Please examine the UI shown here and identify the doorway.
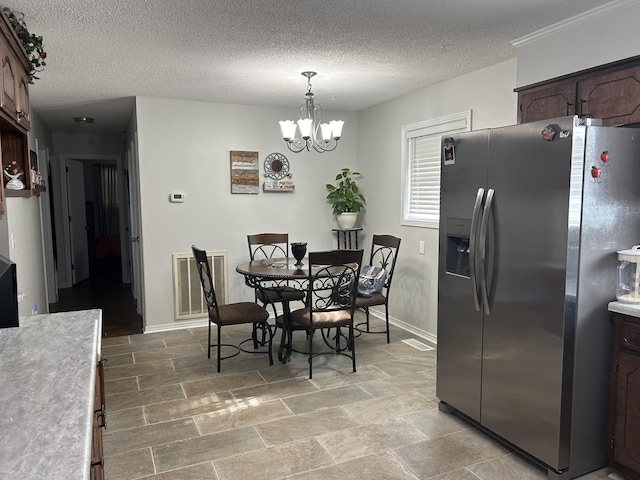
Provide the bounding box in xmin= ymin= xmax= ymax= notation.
xmin=48 ymin=153 xmax=142 ymax=337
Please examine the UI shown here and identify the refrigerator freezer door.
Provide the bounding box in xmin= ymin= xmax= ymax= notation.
xmin=479 ymin=117 xmax=579 ymax=471
xmin=437 ymin=130 xmax=489 ymax=422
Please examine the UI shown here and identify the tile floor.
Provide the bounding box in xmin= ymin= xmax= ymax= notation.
xmin=102 ymin=313 xmax=618 ymax=480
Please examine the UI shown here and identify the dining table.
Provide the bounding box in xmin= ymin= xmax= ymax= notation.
xmin=236 ymin=257 xmax=313 ymax=363
xmin=235 ymin=257 xmax=353 ymax=363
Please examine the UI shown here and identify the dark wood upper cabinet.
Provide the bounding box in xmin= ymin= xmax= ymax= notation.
xmin=516 ymin=56 xmax=640 ymax=127
xmin=518 ymin=80 xmax=576 ymax=124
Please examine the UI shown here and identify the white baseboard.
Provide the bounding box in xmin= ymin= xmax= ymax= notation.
xmin=143 ymin=309 xmax=438 ymax=347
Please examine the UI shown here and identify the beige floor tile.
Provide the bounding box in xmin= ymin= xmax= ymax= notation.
xmin=231 ymin=377 xmax=319 ymax=403
xmin=393 ymin=428 xmax=509 ymax=479
xmin=102 ymin=335 xmax=130 ymax=347
xmin=467 ymin=453 xmax=547 ymax=480
xmin=144 ymin=391 xmax=235 ymax=424
xmin=107 ymin=384 xmax=185 ymax=411
xmin=102 ymin=338 xmax=167 ymax=356
xmin=104 ymin=352 xmax=134 ymax=367
xmin=428 ymin=468 xmax=487 ymax=480
xmin=403 ymin=408 xmax=472 ymax=439
xmin=282 ymin=384 xmax=373 ymax=415
xmin=318 ymin=417 xmax=428 ymax=464
xmin=103 ymin=448 xmax=155 ymax=480
xmin=138 ymin=364 xmax=218 ymax=390
xmin=182 ymin=370 xmax=266 ymax=397
xmin=194 ymin=398 xmax=293 ymax=435
xmin=309 ymin=364 xmax=389 ymax=390
xmin=357 ymin=371 xmax=435 ymax=398
xmin=213 ymin=437 xmax=332 ymax=480
xmin=138 ymin=462 xmax=217 ymax=479
xmin=373 ymin=357 xmax=434 ymax=376
xmin=152 ymin=427 xmax=265 ymax=472
xmin=255 ymin=406 xmax=360 ymax=446
xmin=341 ymin=391 xmax=436 ymax=424
xmin=133 ymin=343 xmax=205 ymax=363
xmin=104 ymin=376 xmax=139 ymax=395
xmin=104 ymin=359 xmax=175 ymax=382
xmin=288 ymin=452 xmax=420 ymax=480
xmin=104 ymin=417 xmax=199 ymax=456
xmin=106 ymin=406 xmax=146 ymax=432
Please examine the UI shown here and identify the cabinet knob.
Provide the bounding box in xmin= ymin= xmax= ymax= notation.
xmin=16 ymin=111 xmax=26 ymax=119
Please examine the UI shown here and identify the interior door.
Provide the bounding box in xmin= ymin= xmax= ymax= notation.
xmin=127 ymin=134 xmax=144 ymax=317
xmin=66 ymin=159 xmax=90 ymax=284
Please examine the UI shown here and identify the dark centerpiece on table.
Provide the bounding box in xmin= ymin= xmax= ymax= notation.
xmin=291 ymin=242 xmax=307 ymax=268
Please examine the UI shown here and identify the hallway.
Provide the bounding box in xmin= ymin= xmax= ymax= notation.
xmin=49 ymin=256 xmax=143 ymax=337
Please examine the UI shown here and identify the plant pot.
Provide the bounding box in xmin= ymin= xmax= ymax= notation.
xmin=337 ymin=212 xmax=358 ymax=229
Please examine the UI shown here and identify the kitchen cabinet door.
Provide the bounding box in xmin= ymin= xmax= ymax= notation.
xmin=607 ymin=313 xmax=640 ymax=480
xmin=578 ymin=64 xmax=640 ymax=126
xmin=518 ymin=81 xmax=576 ymax=124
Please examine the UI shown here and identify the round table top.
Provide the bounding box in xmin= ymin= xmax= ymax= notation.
xmin=236 ymin=257 xmax=315 ymax=279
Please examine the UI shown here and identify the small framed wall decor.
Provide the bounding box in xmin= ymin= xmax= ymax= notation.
xmin=230 ymin=150 xmax=259 ymax=194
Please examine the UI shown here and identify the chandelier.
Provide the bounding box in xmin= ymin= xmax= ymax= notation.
xmin=279 ymin=71 xmax=344 ymax=153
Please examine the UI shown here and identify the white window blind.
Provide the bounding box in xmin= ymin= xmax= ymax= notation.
xmin=402 ymin=111 xmax=471 ymax=228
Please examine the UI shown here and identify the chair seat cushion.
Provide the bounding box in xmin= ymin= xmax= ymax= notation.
xmin=355 ymin=292 xmax=386 ymax=308
xmin=211 ymin=302 xmax=269 ymax=325
xmin=290 ymin=308 xmax=352 ymax=329
xmin=260 ymin=286 xmax=305 ymax=303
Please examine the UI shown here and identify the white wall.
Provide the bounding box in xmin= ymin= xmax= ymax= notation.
xmin=357 ymin=59 xmax=518 ymax=340
xmin=3 ymin=110 xmax=53 ymax=316
xmin=515 ymin=1 xmax=640 ymax=87
xmin=135 ymin=97 xmax=358 ymax=331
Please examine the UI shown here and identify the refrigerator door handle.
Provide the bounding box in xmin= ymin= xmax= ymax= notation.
xmin=479 ymin=188 xmax=494 ymax=315
xmin=469 ymin=187 xmax=484 ymax=312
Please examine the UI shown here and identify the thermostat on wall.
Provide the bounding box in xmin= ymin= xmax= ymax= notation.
xmin=169 ymin=192 xmax=185 ymax=203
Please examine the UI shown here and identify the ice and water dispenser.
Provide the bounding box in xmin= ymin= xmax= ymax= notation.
xmin=445 ymin=218 xmax=471 ymax=277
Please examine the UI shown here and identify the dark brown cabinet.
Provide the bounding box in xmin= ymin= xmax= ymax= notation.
xmin=0 ymin=10 xmax=41 ymax=209
xmin=607 ymin=312 xmax=640 ymax=480
xmin=91 ymin=356 xmax=106 ymax=480
xmin=516 ymin=56 xmax=640 ymax=126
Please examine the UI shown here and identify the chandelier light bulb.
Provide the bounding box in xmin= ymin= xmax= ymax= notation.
xmin=278 ymin=71 xmax=344 ymax=153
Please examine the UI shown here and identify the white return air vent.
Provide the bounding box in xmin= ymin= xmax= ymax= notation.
xmin=172 ymin=251 xmax=228 ymax=320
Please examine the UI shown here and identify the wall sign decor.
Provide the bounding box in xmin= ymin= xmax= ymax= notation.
xmin=230 ymin=150 xmax=259 ymax=194
xmin=263 ymin=152 xmax=294 ymax=192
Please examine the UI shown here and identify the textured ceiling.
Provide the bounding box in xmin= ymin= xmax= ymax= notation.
xmin=8 ymin=0 xmax=619 ymax=134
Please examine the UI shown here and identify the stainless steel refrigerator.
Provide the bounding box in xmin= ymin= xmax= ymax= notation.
xmin=436 ymin=116 xmax=640 ymax=479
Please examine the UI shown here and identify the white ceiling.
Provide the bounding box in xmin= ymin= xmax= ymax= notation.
xmin=11 ymin=0 xmax=617 ymax=134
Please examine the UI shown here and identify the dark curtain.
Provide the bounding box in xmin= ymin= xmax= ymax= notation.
xmin=96 ymin=164 xmax=119 ymax=235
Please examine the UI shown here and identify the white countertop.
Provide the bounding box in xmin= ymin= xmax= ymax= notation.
xmin=608 ymin=301 xmax=640 ymax=318
xmin=0 ymin=310 xmax=102 ymax=480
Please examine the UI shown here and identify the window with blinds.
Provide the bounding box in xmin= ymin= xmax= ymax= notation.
xmin=401 ymin=111 xmax=471 ymax=228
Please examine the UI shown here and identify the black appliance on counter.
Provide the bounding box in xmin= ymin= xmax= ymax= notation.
xmin=0 ymin=255 xmax=19 ymax=328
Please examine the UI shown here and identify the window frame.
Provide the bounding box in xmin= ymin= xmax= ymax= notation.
xmin=401 ymin=111 xmax=472 ymax=228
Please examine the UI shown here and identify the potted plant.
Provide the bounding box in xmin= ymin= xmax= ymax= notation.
xmin=2 ymin=7 xmax=46 ymax=83
xmin=325 ymin=167 xmax=366 ymax=228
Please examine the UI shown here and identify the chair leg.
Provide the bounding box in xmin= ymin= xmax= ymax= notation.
xmin=365 ymin=307 xmax=370 ymax=332
xmin=217 ymin=324 xmax=222 ymax=373
xmin=207 ymin=319 xmax=212 ymax=359
xmin=350 ymin=323 xmax=356 ymax=373
xmin=265 ymin=321 xmax=274 ymax=366
xmin=385 ymin=305 xmax=390 ymax=343
xmin=308 ymin=329 xmax=314 ymax=379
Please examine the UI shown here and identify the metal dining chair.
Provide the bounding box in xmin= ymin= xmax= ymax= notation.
xmin=192 ymin=245 xmax=273 ymax=372
xmin=287 ymin=249 xmax=363 ymax=379
xmin=247 ymin=233 xmax=306 ymax=321
xmin=355 ymin=235 xmax=401 ymax=343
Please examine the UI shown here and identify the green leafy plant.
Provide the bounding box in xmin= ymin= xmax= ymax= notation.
xmin=2 ymin=7 xmax=46 ymax=83
xmin=325 ymin=168 xmax=366 ymax=215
